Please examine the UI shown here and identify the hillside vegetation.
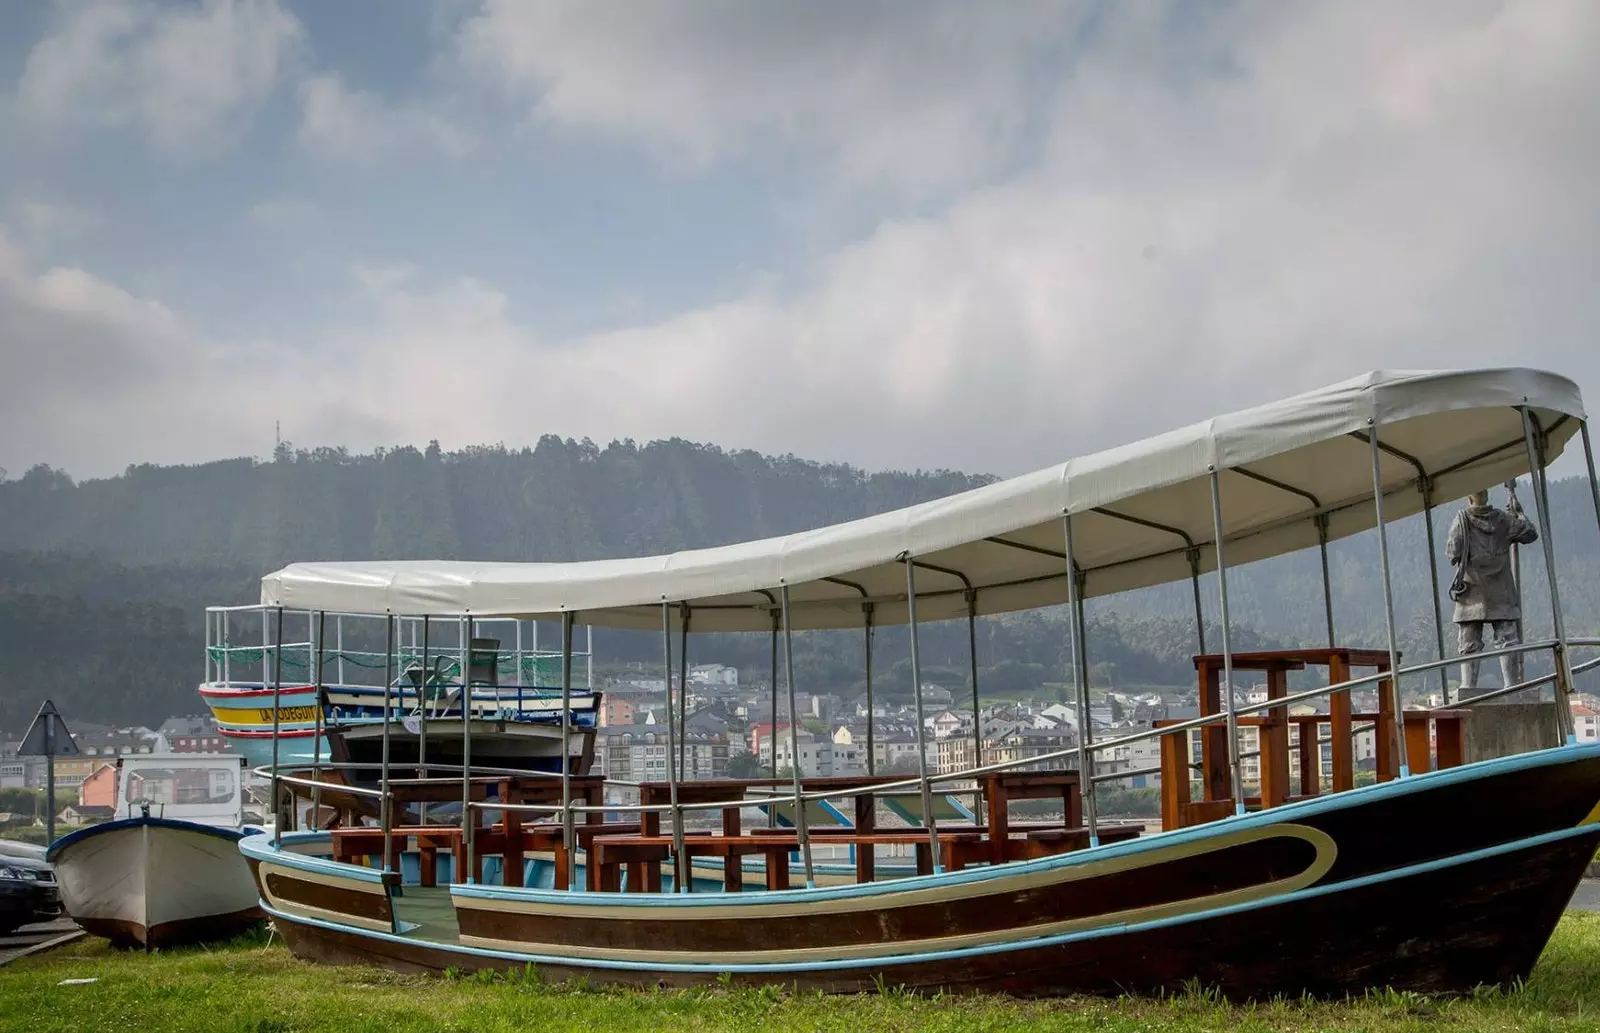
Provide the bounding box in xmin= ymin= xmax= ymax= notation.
xmin=2 ymin=436 xmax=1598 ymax=729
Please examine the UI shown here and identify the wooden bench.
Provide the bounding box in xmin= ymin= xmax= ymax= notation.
xmin=593 ymin=833 xmax=801 ymax=892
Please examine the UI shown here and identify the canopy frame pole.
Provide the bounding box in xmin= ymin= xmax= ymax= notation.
xmin=769 ymin=611 xmax=779 ymax=821
xmin=417 ymin=616 xmax=429 ymax=826
xmin=586 ymin=624 xmax=593 ymax=692
xmin=380 ymin=613 xmax=395 ymax=874
xmin=335 ymin=614 xmax=345 ymax=687
xmin=966 ymin=589 xmax=982 ymax=770
xmin=1208 ymin=471 xmax=1247 ymax=815
xmin=560 ymin=611 xmax=576 ymax=880
xmin=1366 ymin=425 xmax=1412 ymax=779
xmin=270 ymin=606 xmax=284 ymax=848
xmin=864 ymin=602 xmax=876 ymax=776
xmin=678 ymin=605 xmax=691 ymax=778
xmin=1581 ymin=421 xmax=1600 ymax=580
xmin=901 ymin=557 xmax=943 ymax=873
xmin=515 ymin=620 xmax=524 ymax=697
xmin=311 ymin=611 xmax=325 ymax=829
xmin=1419 ymin=479 xmax=1450 ymax=700
xmin=1316 ymin=515 xmax=1336 ymax=648
xmin=1186 ymin=547 xmax=1207 ymax=654
xmin=779 ymin=584 xmax=816 ymax=888
xmin=660 ymin=603 xmax=688 ymax=893
xmin=1061 ymin=516 xmax=1099 ymax=847
xmin=461 ymin=616 xmax=475 ymax=883
xmin=1522 ymin=408 xmax=1577 ymax=744
xmin=221 ymin=610 xmax=230 ymax=687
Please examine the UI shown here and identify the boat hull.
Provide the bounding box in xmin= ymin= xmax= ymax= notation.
xmin=47 ymin=818 xmax=265 ymax=950
xmin=245 ymin=744 xmax=1600 ymax=998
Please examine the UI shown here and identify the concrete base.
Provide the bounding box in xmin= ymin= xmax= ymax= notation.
xmin=1460 ymin=701 xmax=1562 ymax=764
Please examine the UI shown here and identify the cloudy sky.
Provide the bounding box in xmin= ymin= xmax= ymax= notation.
xmin=1 ymin=0 xmax=1597 ymax=482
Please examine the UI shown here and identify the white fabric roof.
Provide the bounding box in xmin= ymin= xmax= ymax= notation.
xmin=260 ymin=368 xmax=1585 ymax=631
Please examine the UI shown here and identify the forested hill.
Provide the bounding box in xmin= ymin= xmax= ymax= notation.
xmin=2 ymin=436 xmax=1598 ymax=730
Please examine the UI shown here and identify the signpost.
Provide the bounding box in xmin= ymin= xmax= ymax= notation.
xmin=18 ymin=699 xmax=77 ymax=846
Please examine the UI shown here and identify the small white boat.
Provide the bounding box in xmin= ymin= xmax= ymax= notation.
xmin=46 ymin=753 xmax=264 ymax=949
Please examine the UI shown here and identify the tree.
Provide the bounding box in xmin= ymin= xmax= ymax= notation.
xmin=725 ymin=751 xmax=762 ymax=779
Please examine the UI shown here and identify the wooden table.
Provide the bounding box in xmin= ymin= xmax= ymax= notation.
xmin=978 ymin=771 xmax=1082 ymax=865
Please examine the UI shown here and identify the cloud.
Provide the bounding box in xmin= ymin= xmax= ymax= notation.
xmin=4 ymin=1 xmax=1600 ymax=486
xmin=296 ymin=73 xmax=475 ymax=163
xmin=12 ymin=199 xmax=101 ymax=245
xmin=15 ymin=0 xmax=302 ymax=154
xmin=247 ymin=198 xmax=320 ymax=236
xmin=454 ymin=0 xmax=1076 ymax=194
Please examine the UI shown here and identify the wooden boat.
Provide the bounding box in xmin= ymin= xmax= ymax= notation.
xmin=223 ymin=369 xmax=1600 ymax=997
xmin=48 ymin=755 xmax=265 ymax=949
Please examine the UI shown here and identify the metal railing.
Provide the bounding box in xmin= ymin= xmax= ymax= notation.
xmin=253 ymin=635 xmax=1599 ymax=887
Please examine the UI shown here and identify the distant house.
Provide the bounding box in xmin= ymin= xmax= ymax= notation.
xmin=77 ymin=762 xmax=119 ymax=809
xmin=57 ymin=804 xmax=115 ymax=826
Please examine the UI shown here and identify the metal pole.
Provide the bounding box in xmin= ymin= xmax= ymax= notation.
xmin=1208 ymin=472 xmax=1247 ymax=814
xmin=1521 ymin=408 xmax=1577 ymax=744
xmin=1582 ymin=421 xmax=1600 ymax=561
xmin=1420 ymin=483 xmax=1450 ymax=700
xmin=516 ymin=620 xmax=524 ymax=694
xmin=417 ymin=616 xmax=429 ymax=826
xmin=1186 ymin=548 xmax=1207 ymax=654
xmin=864 ymin=603 xmax=876 ymax=776
xmin=678 ymin=606 xmax=690 ymax=778
xmin=271 ymin=607 xmax=285 ymax=846
xmin=902 ymin=559 xmax=942 ymax=872
xmin=311 ymin=611 xmax=325 ymax=828
xmin=1316 ymin=514 xmax=1336 ymax=648
xmin=380 ymin=614 xmax=395 ymax=873
xmin=222 ymin=611 xmax=230 ymax=687
xmin=967 ymin=591 xmax=982 ymax=770
xmin=1062 ymin=516 xmax=1100 ymax=846
xmin=585 ymin=624 xmax=594 ymax=693
xmin=1367 ymin=426 xmax=1412 ymax=779
xmin=769 ymin=616 xmax=779 ymax=783
xmin=461 ymin=616 xmax=475 ymax=882
xmin=336 ymin=615 xmax=345 ymax=687
xmin=560 ymin=611 xmax=576 ymax=883
xmin=779 ymin=585 xmax=816 ymax=887
xmin=660 ymin=603 xmax=687 ymax=892
xmin=44 ymin=722 xmax=55 ymax=847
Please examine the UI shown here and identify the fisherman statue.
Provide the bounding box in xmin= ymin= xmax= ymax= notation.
xmin=1446 ymin=483 xmax=1539 ymax=691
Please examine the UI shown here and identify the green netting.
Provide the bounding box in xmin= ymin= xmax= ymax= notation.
xmin=207 ymin=646 xmax=573 ymax=683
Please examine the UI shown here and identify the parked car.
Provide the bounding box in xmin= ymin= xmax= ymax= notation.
xmin=0 ymin=855 xmax=62 ymax=935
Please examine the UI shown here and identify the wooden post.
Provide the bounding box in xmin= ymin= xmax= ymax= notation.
xmin=1329 ymin=652 xmax=1354 ymax=792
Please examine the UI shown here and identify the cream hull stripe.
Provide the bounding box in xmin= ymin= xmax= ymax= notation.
xmin=456 ymin=826 xmax=1336 ymax=964
xmin=454 ymin=824 xmax=1333 ymax=921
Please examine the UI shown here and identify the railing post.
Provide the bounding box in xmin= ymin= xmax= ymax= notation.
xmin=967 ymin=589 xmax=982 ymax=771
xmin=902 ymin=557 xmax=942 ymax=873
xmin=779 ymin=584 xmax=816 ymax=887
xmin=661 ymin=603 xmax=688 ymax=892
xmin=560 ymin=611 xmax=576 ymax=887
xmin=1367 ymin=424 xmax=1412 ymax=778
xmin=311 ymin=611 xmax=325 ymax=829
xmin=1062 ymin=515 xmax=1099 ymax=846
xmin=1522 ymin=408 xmax=1578 ymax=744
xmin=270 ymin=607 xmax=285 ymax=847
xmin=380 ymin=614 xmax=395 ymax=874
xmin=461 ymin=616 xmax=475 ymax=883
xmin=1208 ymin=471 xmax=1247 ymax=814
xmin=1419 ymin=479 xmax=1450 ymax=700
xmin=417 ymin=616 xmax=429 ymax=826
xmin=864 ymin=602 xmax=875 ymax=776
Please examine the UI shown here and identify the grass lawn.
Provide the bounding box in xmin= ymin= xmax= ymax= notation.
xmin=5 ymin=913 xmax=1600 ymax=1033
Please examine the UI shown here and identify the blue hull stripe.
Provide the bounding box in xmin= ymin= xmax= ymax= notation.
xmin=259 ymin=817 xmax=1600 ymax=975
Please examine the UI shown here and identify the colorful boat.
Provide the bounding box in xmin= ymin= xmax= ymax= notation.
xmin=228 ymin=369 xmax=1600 ymax=997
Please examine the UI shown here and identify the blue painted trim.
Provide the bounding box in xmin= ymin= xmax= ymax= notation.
xmin=272 ymin=818 xmax=1600 ymax=975
xmin=446 ymin=741 xmax=1600 ymax=909
xmin=47 ymin=816 xmax=251 ymax=862
xmin=237 ymin=831 xmax=390 ymax=885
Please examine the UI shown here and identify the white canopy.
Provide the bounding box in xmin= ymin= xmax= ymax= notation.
xmin=260 ymin=368 xmax=1585 ymax=631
